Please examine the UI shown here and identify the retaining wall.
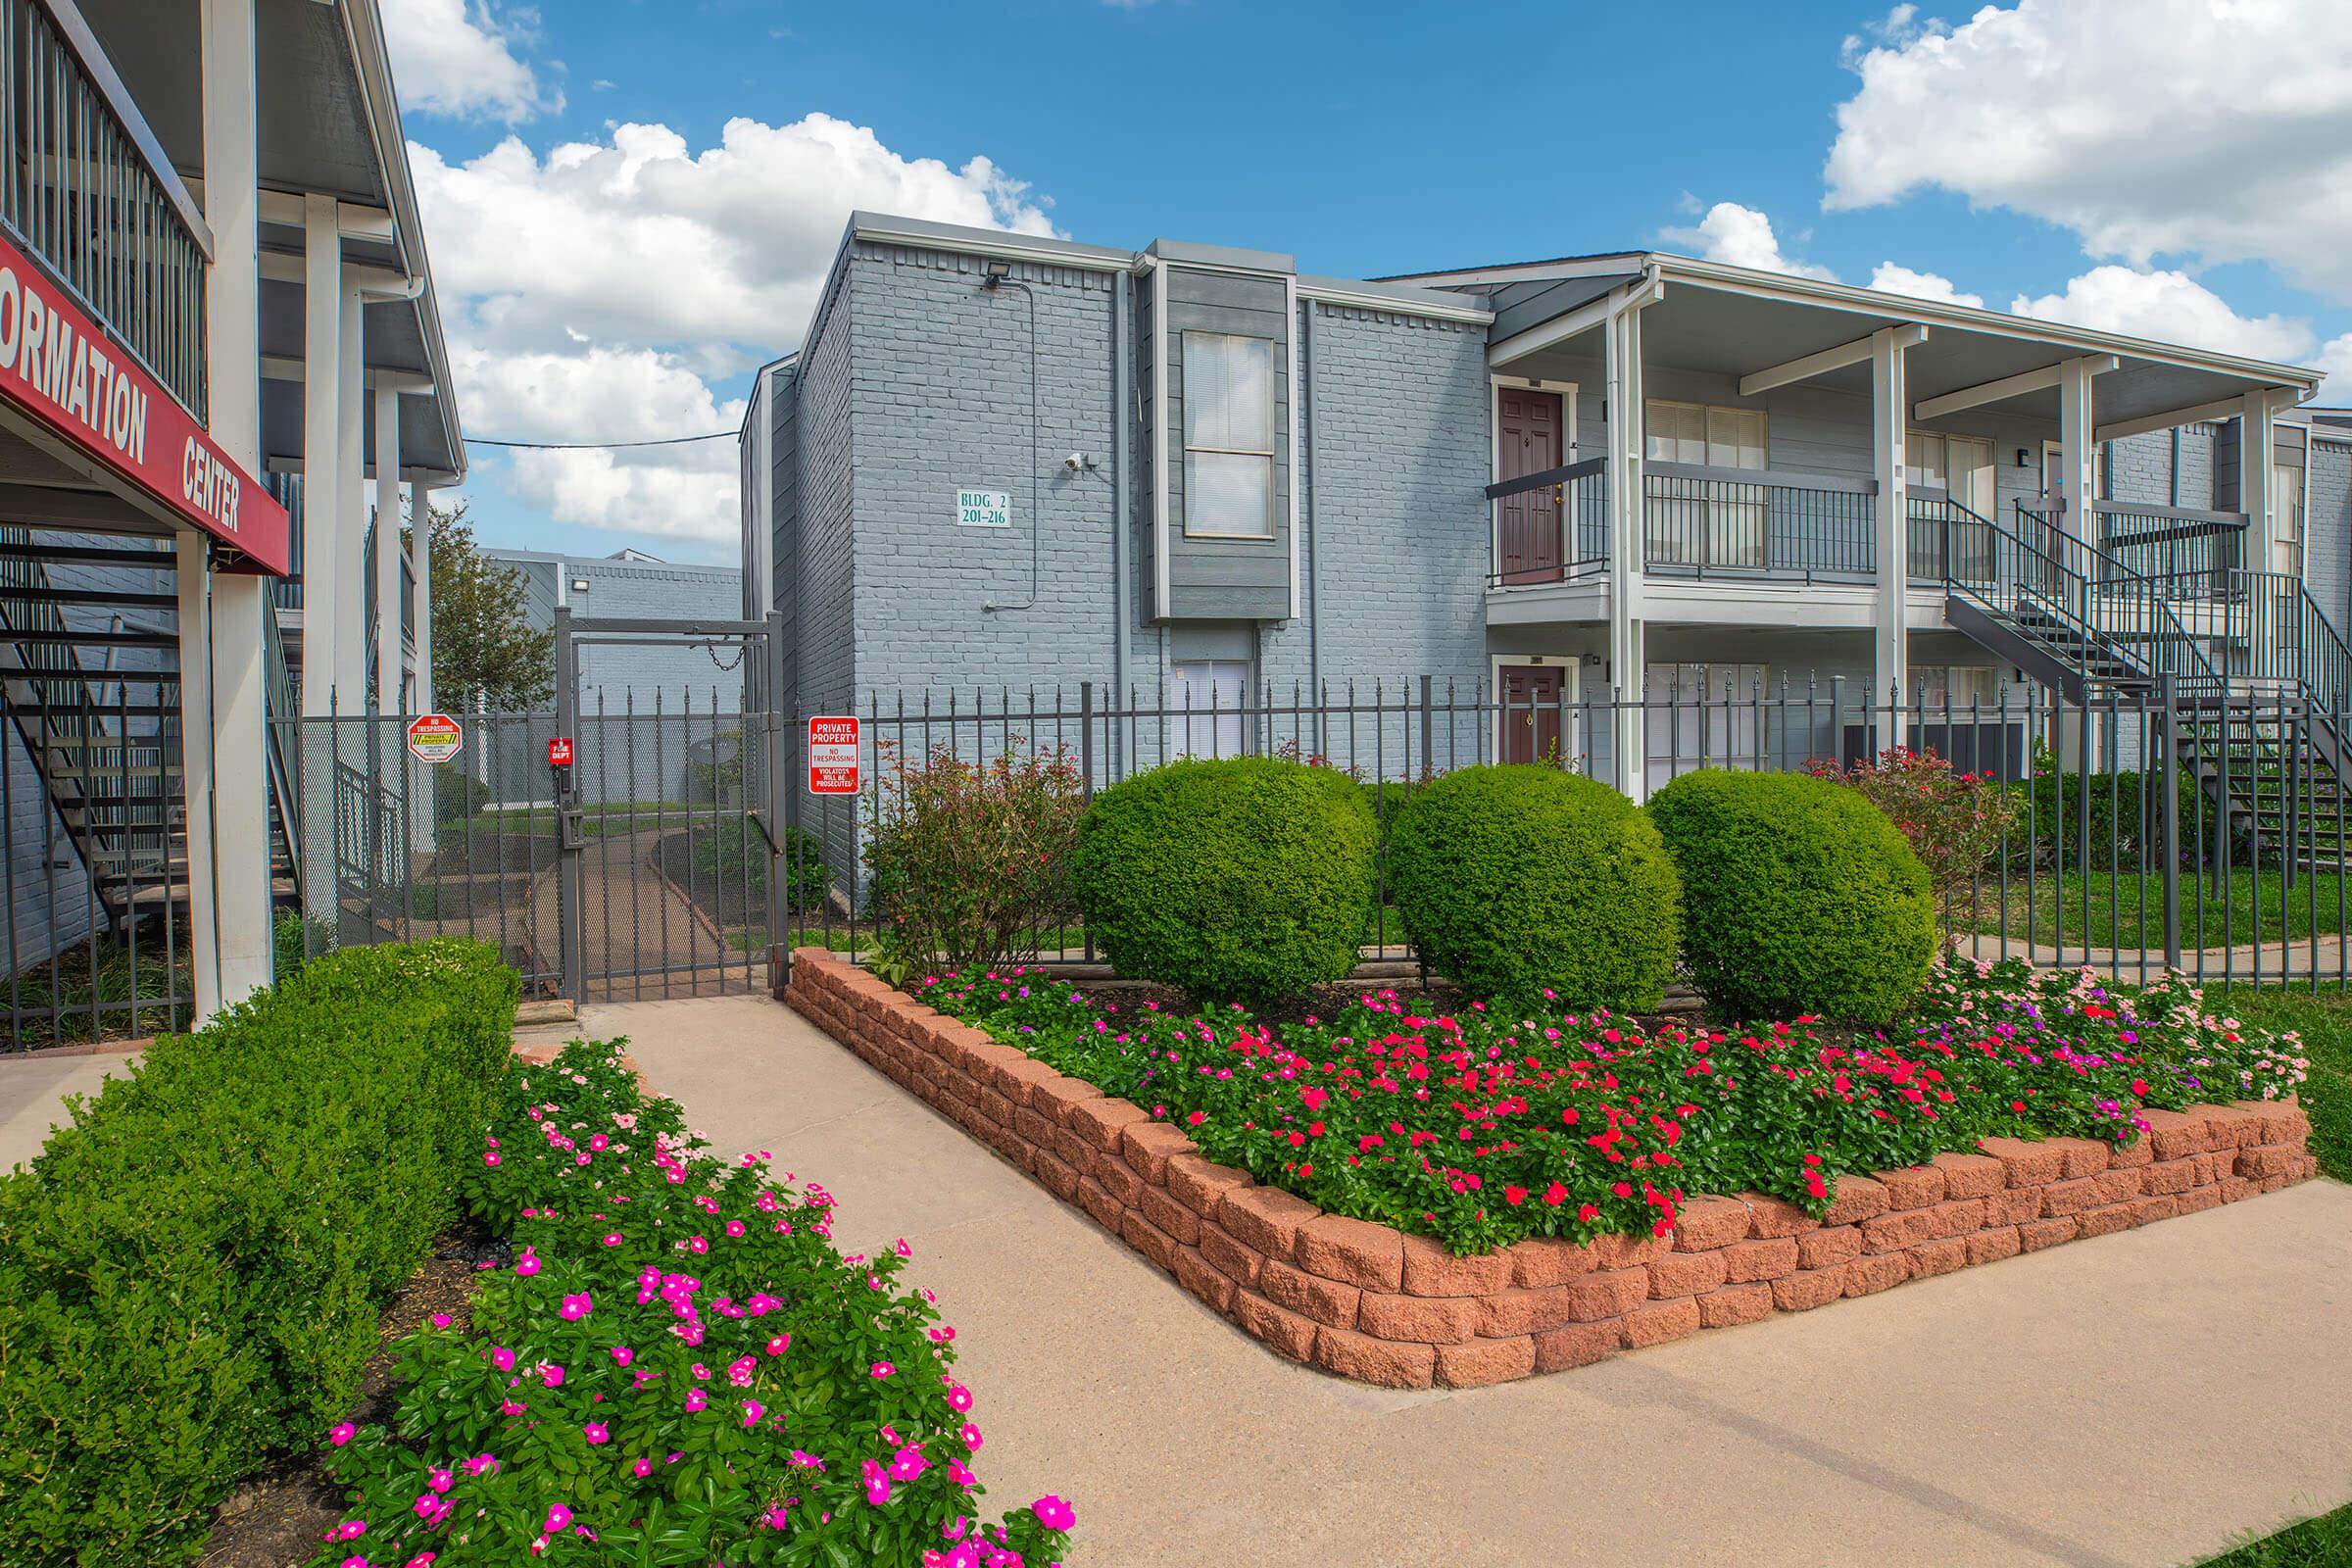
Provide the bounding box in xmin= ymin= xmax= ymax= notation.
xmin=785 ymin=948 xmax=2319 ymax=1390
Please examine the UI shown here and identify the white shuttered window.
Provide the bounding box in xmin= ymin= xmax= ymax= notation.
xmin=1183 ymin=333 xmax=1276 ymax=539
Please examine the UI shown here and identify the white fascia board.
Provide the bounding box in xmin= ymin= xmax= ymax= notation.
xmin=1657 ymin=255 xmax=2323 ymax=392
xmin=1913 ymin=356 xmax=2119 ymax=423
xmin=1740 ymin=324 xmax=1927 ymax=397
xmin=1295 ymin=277 xmax=1493 ymax=324
xmin=2093 ymin=394 xmax=2295 ymax=445
xmin=1373 ymin=254 xmax=1649 ymax=289
xmin=848 ymin=212 xmax=1136 ymax=273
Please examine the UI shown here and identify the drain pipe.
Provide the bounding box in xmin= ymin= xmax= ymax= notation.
xmin=1301 ymin=300 xmax=1321 ymax=748
xmin=1112 ymin=268 xmax=1132 ymax=771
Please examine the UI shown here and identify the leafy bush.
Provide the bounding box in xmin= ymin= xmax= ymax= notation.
xmin=863 ymin=739 xmax=1086 ymax=973
xmin=316 ymin=1037 xmax=1074 ymax=1565
xmin=2012 ymin=768 xmax=2211 ymax=869
xmin=1647 ymin=768 xmax=1936 ymax=1025
xmin=1387 ymin=764 xmax=1680 ymax=1008
xmin=919 ymin=949 xmax=2304 ymax=1253
xmin=1071 ymin=757 xmax=1375 ymax=1002
xmin=1809 ymin=748 xmax=2017 ymax=904
xmin=0 ymin=941 xmax=516 ymax=1567
xmin=691 ymin=816 xmax=829 ymax=911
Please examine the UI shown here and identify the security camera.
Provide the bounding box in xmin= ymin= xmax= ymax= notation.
xmin=1064 ymin=452 xmax=1094 ymax=470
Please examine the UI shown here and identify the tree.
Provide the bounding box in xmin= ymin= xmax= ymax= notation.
xmin=417 ymin=500 xmax=554 ymax=711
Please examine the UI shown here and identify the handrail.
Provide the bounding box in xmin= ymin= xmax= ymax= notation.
xmin=263 ymin=604 xmax=300 ymax=888
xmin=1485 ymin=455 xmax=1602 ymax=503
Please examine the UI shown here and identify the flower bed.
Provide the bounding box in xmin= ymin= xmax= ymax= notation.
xmin=310 ymin=1038 xmax=1073 ymax=1567
xmin=785 ymin=948 xmax=2318 ymax=1390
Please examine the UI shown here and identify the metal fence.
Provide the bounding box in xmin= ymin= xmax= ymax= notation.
xmin=783 ymin=673 xmax=2352 ymax=996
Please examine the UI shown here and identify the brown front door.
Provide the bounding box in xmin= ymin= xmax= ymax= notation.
xmin=1496 ymin=389 xmax=1564 ymax=584
xmin=1499 ymin=663 xmax=1566 ymax=764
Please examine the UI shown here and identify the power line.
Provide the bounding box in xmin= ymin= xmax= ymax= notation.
xmin=465 ymin=430 xmax=734 ymax=450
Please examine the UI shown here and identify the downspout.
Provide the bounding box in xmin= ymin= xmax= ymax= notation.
xmin=1301 ymin=299 xmax=1320 ymax=748
xmin=1112 ymin=269 xmax=1132 ymax=771
xmin=2169 ymin=425 xmax=2181 ymax=509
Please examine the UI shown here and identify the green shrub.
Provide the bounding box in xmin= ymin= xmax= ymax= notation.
xmin=2012 ymin=768 xmax=2212 ymax=869
xmin=1387 ymin=765 xmax=1681 ymax=1008
xmin=0 ymin=940 xmax=517 ymax=1567
xmin=1647 ymin=768 xmax=1936 ymax=1025
xmin=1072 ymin=757 xmax=1375 ymax=1001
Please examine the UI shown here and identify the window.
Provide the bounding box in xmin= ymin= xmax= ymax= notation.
xmin=1170 ymin=660 xmax=1249 ymax=759
xmin=1908 ymin=666 xmax=2003 ymax=707
xmin=1910 ymin=431 xmax=1996 ymax=580
xmin=1182 ymin=333 xmax=1276 ymax=539
xmin=2274 ymin=462 xmax=2306 ymax=580
xmin=1644 ymin=662 xmax=1764 ymax=792
xmin=1646 ymin=401 xmax=1767 ymax=569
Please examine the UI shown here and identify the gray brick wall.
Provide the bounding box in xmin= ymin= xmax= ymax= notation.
xmin=2106 ymin=422 xmax=2221 ymax=509
xmin=2311 ymin=437 xmax=2352 ymax=632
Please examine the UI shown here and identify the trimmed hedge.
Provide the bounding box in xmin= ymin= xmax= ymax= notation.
xmin=0 ymin=940 xmax=517 ymax=1567
xmin=1072 ymin=757 xmax=1375 ymax=1002
xmin=1647 ymin=768 xmax=1936 ymax=1025
xmin=2013 ymin=768 xmax=2212 ymax=870
xmin=1388 ymin=765 xmax=1682 ymax=1008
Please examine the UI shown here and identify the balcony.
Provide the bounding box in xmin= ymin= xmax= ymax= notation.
xmin=1488 ymin=462 xmax=1885 ymax=588
xmin=0 ymin=0 xmax=211 ymax=419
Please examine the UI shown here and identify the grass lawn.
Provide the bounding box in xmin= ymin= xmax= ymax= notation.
xmin=2200 ymin=1499 xmax=2352 ymax=1565
xmin=2183 ymin=983 xmax=2352 ymax=1182
xmin=1964 ymin=871 xmax=2352 ymax=949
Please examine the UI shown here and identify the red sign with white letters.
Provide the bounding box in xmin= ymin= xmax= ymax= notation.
xmin=0 ymin=232 xmax=290 ymax=575
xmin=548 ymin=737 xmax=573 ymax=767
xmin=808 ymin=715 xmax=860 ymax=794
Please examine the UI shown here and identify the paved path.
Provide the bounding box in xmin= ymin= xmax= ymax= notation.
xmin=0 ymin=1050 xmax=135 ymax=1171
xmin=518 ymin=994 xmax=2352 ymax=1568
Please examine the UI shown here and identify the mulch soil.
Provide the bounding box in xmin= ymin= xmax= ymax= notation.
xmin=196 ymin=1227 xmax=511 ymax=1568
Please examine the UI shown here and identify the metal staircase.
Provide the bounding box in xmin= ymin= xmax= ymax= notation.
xmin=0 ymin=528 xmax=301 ymax=944
xmin=1932 ymin=497 xmax=2352 ymax=871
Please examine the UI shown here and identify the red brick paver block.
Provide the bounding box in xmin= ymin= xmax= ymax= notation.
xmin=1671 ymin=1195 xmax=1754 ymax=1250
xmin=1067 ymin=1097 xmax=1151 ymax=1154
xmin=1215 ymin=1186 xmax=1321 ymax=1259
xmin=1358 ymin=1291 xmax=1481 ymax=1345
xmin=1031 ymin=1150 xmax=1079 ymax=1201
xmin=2020 ymin=1216 xmax=2079 ymax=1251
xmin=1932 ymin=1152 xmax=2008 ymax=1200
xmin=2238 ymin=1144 xmax=2303 ymax=1180
xmin=1697 ymin=1282 xmax=1775 ymax=1328
xmin=1076 ymin=1176 xmax=1123 ymax=1231
xmin=1648 ymin=1250 xmax=1731 ymax=1298
xmin=2145 ymin=1158 xmax=2199 ymax=1197
xmin=2109 ymin=1135 xmax=2153 ymax=1170
xmin=1822 ymin=1173 xmax=1890 ymax=1226
xmin=1233 ymin=1291 xmax=1318 ymax=1361
xmin=2178 ymin=1184 xmax=2224 ymax=1215
xmin=1173 ymin=1245 xmax=1235 ymax=1316
xmin=2187 ymin=1105 xmax=2266 ymax=1149
xmin=1296 ymin=1214 xmax=1406 ymax=1293
xmin=1965 ymin=1226 xmax=2022 ymax=1265
xmin=1983 ymin=1186 xmax=2045 ymax=1226
xmin=1929 ymin=1198 xmax=1985 ymax=1238
xmin=1797 ymin=1225 xmax=1863 ymax=1270
xmin=1406 ymin=1233 xmax=1518 ymax=1296
xmin=1842 ymin=1253 xmax=1908 ymax=1298
xmin=1533 ymin=1321 xmax=1620 ymax=1373
xmin=1771 ymin=1266 xmax=1847 ymax=1312
xmin=1877 ymin=1164 xmax=1947 ymax=1210
xmin=1722 ymin=1237 xmax=1800 ymax=1283
xmin=1978 ymin=1136 xmax=2068 ymax=1188
xmin=1592 ymin=1232 xmax=1667 ymax=1269
xmin=1312 ymin=1327 xmax=1436 ymax=1389
xmin=1740 ymin=1194 xmax=1821 ymax=1239
xmin=2130 ymin=1194 xmax=2180 ymax=1226
xmin=1907 ymin=1237 xmax=1969 ymax=1280
xmin=2137 ymin=1108 xmax=2214 ymax=1159
xmin=1507 ymin=1236 xmax=1599 ymax=1289
xmin=1258 ymin=1259 xmax=1360 ymax=1329
xmin=1475 ymin=1286 xmax=1579 ymax=1339
xmin=1120 ymin=1120 xmax=1198 ymax=1185
xmin=1121 ymin=1209 xmax=1179 ymax=1272
xmin=1860 ymin=1208 xmax=1940 ymax=1253
xmin=2075 ymin=1201 xmax=2140 ymax=1240
xmin=1436 ymin=1335 xmax=1537 ymax=1389
xmin=1140 ymin=1184 xmax=1200 ymax=1247
xmin=1165 ymin=1154 xmax=1251 ymax=1218
xmin=1200 ymin=1223 xmax=1265 ymax=1290
xmin=1565 ymin=1268 xmax=1651 ymax=1322
xmin=1620 ymin=1297 xmax=1702 ymax=1350
xmin=1094 ymin=1157 xmax=1146 ymax=1209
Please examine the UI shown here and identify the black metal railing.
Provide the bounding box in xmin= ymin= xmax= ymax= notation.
xmin=1642 ymin=462 xmax=1877 ymax=581
xmin=1485 ymin=456 xmax=1606 ymax=587
xmin=0 ymin=0 xmax=211 ymax=418
xmin=2094 ymin=500 xmax=2245 ymax=602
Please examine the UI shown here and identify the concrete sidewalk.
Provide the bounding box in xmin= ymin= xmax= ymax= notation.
xmin=0 ymin=1050 xmax=137 ymax=1171
xmin=525 ymin=993 xmax=2352 ymax=1568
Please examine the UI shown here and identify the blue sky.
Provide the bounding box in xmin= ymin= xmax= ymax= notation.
xmin=385 ymin=0 xmax=2352 ymax=565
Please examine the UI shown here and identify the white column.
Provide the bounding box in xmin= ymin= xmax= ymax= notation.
xmin=1871 ymin=326 xmax=1910 ymax=743
xmin=2055 ymin=357 xmax=2100 ymax=769
xmin=337 ymin=281 xmax=367 ymax=711
xmin=412 ymin=482 xmax=434 ymax=713
xmin=2242 ymin=391 xmax=2278 ymax=575
xmin=1604 ymin=294 xmax=1648 ymax=800
xmin=301 ymin=193 xmax=342 ymax=717
xmin=373 ymin=384 xmax=402 ymax=714
xmin=198 ymin=0 xmax=271 ymax=1011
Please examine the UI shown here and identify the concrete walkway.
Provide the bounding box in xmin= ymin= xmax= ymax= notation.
xmin=518 ymin=994 xmax=2352 ymax=1568
xmin=0 ymin=1050 xmax=136 ymax=1171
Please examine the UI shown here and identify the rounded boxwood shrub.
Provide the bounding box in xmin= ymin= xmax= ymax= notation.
xmin=1645 ymin=767 xmax=1936 ymax=1025
xmin=1387 ymin=764 xmax=1681 ymax=1009
xmin=1071 ymin=757 xmax=1375 ymax=1002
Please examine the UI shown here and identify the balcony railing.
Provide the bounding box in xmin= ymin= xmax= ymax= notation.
xmin=2092 ymin=499 xmax=2246 ymax=602
xmin=1488 ymin=456 xmax=1606 ymax=587
xmin=0 ymin=0 xmax=211 ymax=419
xmin=1486 ymin=461 xmax=1881 ymax=588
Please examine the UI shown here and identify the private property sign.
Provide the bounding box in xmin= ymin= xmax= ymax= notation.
xmin=0 ymin=231 xmax=290 ymax=575
xmin=808 ymin=715 xmax=860 ymax=794
xmin=405 ymin=713 xmax=463 ymax=764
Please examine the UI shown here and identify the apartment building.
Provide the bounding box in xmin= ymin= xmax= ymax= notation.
xmin=0 ymin=0 xmax=463 ymax=1027
xmin=740 ymin=212 xmax=2337 ymax=800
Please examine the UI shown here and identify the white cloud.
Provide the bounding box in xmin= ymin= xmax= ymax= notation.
xmin=2009 ymin=265 xmax=2313 ymax=361
xmin=413 ymin=115 xmax=1062 ymax=544
xmin=381 ymin=0 xmax=561 ymax=123
xmin=2309 ymin=331 xmax=2352 ymax=403
xmin=1826 ymin=0 xmax=2352 ymax=300
xmin=1867 ymin=262 xmax=1983 ymax=308
xmin=1661 ymin=201 xmax=1837 ymax=280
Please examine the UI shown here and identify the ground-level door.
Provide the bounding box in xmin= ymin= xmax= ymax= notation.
xmin=1496 ymin=661 xmax=1575 ymax=764
xmin=1495 ymin=388 xmax=1566 ymax=583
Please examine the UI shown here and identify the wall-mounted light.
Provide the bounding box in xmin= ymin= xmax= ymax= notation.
xmin=571 ymin=578 xmax=591 ymax=592
xmin=982 ymin=259 xmax=1012 ymax=290
xmin=2015 ymin=447 xmax=2033 ymax=468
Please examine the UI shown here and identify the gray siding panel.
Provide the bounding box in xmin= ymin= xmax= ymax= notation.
xmin=1161 ymin=263 xmax=1292 ymax=620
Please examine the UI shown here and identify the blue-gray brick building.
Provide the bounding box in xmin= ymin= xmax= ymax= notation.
xmin=741 ymin=213 xmax=2349 ymax=802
